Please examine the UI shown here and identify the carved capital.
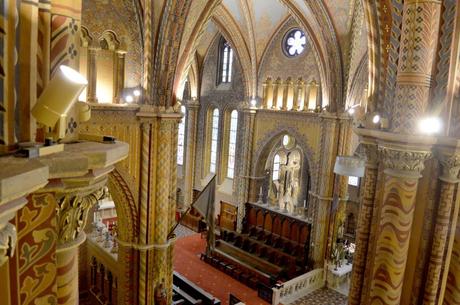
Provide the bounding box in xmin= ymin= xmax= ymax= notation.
xmin=361 ymin=143 xmax=379 ymax=168
xmin=0 ymin=223 xmax=17 ymax=266
xmin=56 ymin=188 xmax=106 ymax=245
xmin=438 ymin=153 xmax=460 ymax=183
xmin=380 ymin=146 xmax=432 ymax=178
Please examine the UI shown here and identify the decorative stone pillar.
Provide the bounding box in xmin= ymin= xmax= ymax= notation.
xmin=86 ymin=47 xmax=98 ymax=103
xmin=236 ymin=107 xmax=256 ymax=233
xmin=272 ymin=78 xmax=281 ymax=110
xmin=55 ymin=188 xmax=106 ymax=305
xmin=368 ymin=145 xmax=431 ymax=305
xmin=293 ymin=78 xmax=304 ymax=111
xmin=113 ymin=50 xmax=126 ymax=104
xmin=444 ymin=218 xmax=460 ymax=305
xmin=391 ymin=0 xmax=441 ymax=134
xmin=184 ymin=99 xmax=199 ymax=207
xmin=348 ymin=142 xmax=379 ymax=305
xmin=422 ymin=153 xmax=460 ymax=305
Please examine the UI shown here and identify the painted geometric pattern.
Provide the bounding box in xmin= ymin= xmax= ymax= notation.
xmin=290 ymin=288 xmax=347 ymax=305
xmin=444 ymin=214 xmax=460 ymax=305
xmin=11 ymin=193 xmax=58 ymax=305
xmin=50 ymin=15 xmax=79 ymax=77
xmin=369 ymin=176 xmax=418 ymax=305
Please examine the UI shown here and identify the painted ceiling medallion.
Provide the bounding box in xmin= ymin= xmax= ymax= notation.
xmin=283 ymin=29 xmax=307 ymax=57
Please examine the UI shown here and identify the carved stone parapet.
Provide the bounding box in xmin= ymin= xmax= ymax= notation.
xmin=380 ymin=146 xmax=432 ymax=178
xmin=56 ymin=187 xmax=107 ymax=245
xmin=0 ymin=223 xmax=16 ymax=266
xmin=438 ymin=153 xmax=460 ymax=183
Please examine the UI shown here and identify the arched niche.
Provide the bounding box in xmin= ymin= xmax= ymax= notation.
xmin=255 ymin=133 xmax=311 ymax=215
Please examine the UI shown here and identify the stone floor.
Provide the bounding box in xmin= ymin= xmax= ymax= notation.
xmin=289 ymin=288 xmax=348 ymax=305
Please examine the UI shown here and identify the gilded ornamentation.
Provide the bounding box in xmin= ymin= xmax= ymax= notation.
xmin=0 ymin=223 xmax=17 ymax=266
xmin=380 ymin=146 xmax=431 ymax=177
xmin=56 ymin=188 xmax=106 ymax=245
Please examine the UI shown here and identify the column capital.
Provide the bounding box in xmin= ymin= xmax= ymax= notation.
xmin=360 ymin=142 xmax=379 ymax=169
xmin=437 ymin=152 xmax=460 ymax=183
xmin=380 ymin=145 xmax=432 ymax=178
xmin=0 ymin=223 xmax=16 ymax=266
xmin=56 ymin=187 xmax=107 ymax=247
xmin=185 ymin=99 xmax=200 ymax=109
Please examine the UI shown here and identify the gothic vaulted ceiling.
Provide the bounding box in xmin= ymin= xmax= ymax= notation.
xmin=174 ymin=0 xmax=365 ymax=110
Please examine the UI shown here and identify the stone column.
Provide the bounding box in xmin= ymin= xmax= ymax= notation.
xmin=391 ymin=0 xmax=441 ymax=134
xmin=236 ymin=107 xmax=256 ymax=232
xmin=444 ymin=218 xmax=460 ymax=305
xmin=183 ymin=99 xmax=200 ymax=207
xmin=55 ymin=188 xmax=106 ymax=305
xmin=368 ymin=145 xmax=431 ymax=305
xmin=113 ymin=50 xmax=126 ymax=104
xmin=86 ymin=47 xmax=98 ymax=103
xmin=348 ymin=142 xmax=379 ymax=305
xmin=422 ymin=153 xmax=460 ymax=305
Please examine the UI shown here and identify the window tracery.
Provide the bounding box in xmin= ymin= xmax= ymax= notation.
xmin=283 ymin=29 xmax=307 ymax=57
xmin=218 ymin=38 xmax=233 ymax=84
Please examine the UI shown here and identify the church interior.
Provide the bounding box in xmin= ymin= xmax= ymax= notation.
xmin=1 ymin=0 xmax=460 ymax=305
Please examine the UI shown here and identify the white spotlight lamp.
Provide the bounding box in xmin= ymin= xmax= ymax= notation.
xmin=133 ymin=89 xmax=141 ymax=97
xmin=125 ymin=95 xmax=134 ymax=103
xmin=372 ymin=114 xmax=380 ymax=124
xmin=418 ymin=117 xmax=442 ymax=135
xmin=348 ymin=107 xmax=355 ymax=115
xmin=250 ymin=98 xmax=257 ymax=108
xmin=32 ymin=65 xmax=88 ymax=139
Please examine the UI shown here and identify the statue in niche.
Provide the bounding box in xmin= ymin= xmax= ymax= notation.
xmin=279 ymin=151 xmax=301 ymax=213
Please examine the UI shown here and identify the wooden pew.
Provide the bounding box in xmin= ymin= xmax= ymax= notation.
xmin=173 ymin=272 xmax=221 ymax=305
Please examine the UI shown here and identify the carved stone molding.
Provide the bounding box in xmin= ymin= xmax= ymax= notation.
xmin=380 ymin=146 xmax=432 ymax=178
xmin=438 ymin=153 xmax=460 ymax=183
xmin=0 ymin=223 xmax=16 ymax=266
xmin=56 ymin=188 xmax=106 ymax=245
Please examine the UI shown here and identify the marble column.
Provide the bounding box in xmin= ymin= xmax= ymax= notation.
xmin=183 ymin=99 xmax=200 ymax=207
xmin=113 ymin=50 xmax=126 ymax=104
xmin=236 ymin=107 xmax=256 ymax=233
xmin=348 ymin=142 xmax=379 ymax=305
xmin=368 ymin=145 xmax=431 ymax=305
xmin=86 ymin=47 xmax=98 ymax=103
xmin=423 ymin=153 xmax=460 ymax=305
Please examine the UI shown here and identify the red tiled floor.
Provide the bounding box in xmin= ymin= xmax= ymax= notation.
xmin=173 ymin=233 xmax=270 ymax=305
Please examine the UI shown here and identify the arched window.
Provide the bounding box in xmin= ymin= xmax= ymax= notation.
xmin=177 ymin=105 xmax=186 ymax=165
xmin=210 ymin=109 xmax=220 ymax=173
xmin=272 ymin=154 xmax=280 ymax=180
xmin=227 ymin=110 xmax=238 ymax=178
xmin=218 ymin=39 xmax=233 ymax=84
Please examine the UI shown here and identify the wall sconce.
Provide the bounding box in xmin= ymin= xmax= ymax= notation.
xmin=32 ymin=65 xmax=88 ymax=140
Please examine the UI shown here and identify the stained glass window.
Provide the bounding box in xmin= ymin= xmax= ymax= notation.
xmin=227 ymin=110 xmax=238 ymax=178
xmin=177 ymin=105 xmax=186 ymax=165
xmin=283 ymin=29 xmax=307 ymax=57
xmin=210 ymin=109 xmax=220 ymax=173
xmin=219 ymin=39 xmax=233 ymax=84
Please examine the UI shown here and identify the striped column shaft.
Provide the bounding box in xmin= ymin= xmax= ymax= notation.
xmin=56 ymin=235 xmax=85 ymax=305
xmin=368 ymin=146 xmax=430 ymax=305
xmin=348 ymin=144 xmax=378 ymax=305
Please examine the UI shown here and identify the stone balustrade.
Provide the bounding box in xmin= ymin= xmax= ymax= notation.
xmin=261 ymin=77 xmax=320 ymax=112
xmin=271 ymin=268 xmax=325 ymax=305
